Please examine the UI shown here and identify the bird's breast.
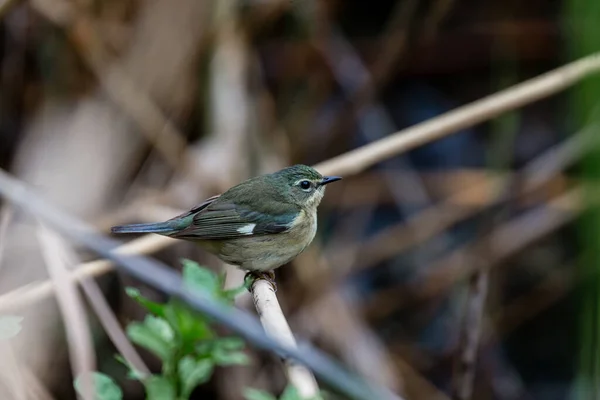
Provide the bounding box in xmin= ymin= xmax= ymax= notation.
xmin=288 ymin=208 xmax=317 ymax=248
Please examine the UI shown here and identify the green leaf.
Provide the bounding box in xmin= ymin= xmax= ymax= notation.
xmin=222 ymin=284 xmax=247 ymax=303
xmin=114 ymin=355 xmax=147 ymax=381
xmin=0 ymin=315 xmax=23 ymax=340
xmin=213 ymin=348 xmax=250 ymax=366
xmin=181 ymin=259 xmax=220 ymax=295
xmin=125 ymin=287 xmax=165 ymax=317
xmin=178 ymin=356 xmax=214 ymax=398
xmin=280 ymin=385 xmax=303 ymax=400
xmin=145 ymin=315 xmax=175 ymax=343
xmin=163 ymin=301 xmax=212 ymax=353
xmin=243 ymin=388 xmax=277 ymax=400
xmin=144 ymin=376 xmax=176 ymax=400
xmin=215 ymin=336 xmax=245 ymax=351
xmin=74 ymin=372 xmax=123 ymax=400
xmin=126 ymin=316 xmax=174 ymax=362
xmin=195 ymin=339 xmax=215 ymax=357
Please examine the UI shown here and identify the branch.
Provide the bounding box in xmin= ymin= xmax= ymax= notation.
xmin=0 ymin=234 xmax=174 ymax=313
xmin=314 ymin=52 xmax=600 ymax=176
xmin=0 ymin=167 xmax=401 ymax=400
xmin=251 ymin=278 xmax=320 ymax=398
xmin=36 ymin=225 xmax=96 ymax=399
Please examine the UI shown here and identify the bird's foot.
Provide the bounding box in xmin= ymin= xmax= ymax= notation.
xmin=244 ymin=270 xmax=277 ymax=292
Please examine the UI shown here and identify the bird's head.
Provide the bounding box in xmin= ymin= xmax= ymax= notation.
xmin=273 ymin=164 xmax=342 ymax=209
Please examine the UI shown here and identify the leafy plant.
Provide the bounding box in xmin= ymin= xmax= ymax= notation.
xmin=75 ymin=259 xmax=248 ymax=400
xmin=74 ymin=372 xmax=123 ymax=400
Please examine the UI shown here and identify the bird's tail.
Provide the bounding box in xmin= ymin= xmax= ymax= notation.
xmin=111 ymin=222 xmax=176 ymax=234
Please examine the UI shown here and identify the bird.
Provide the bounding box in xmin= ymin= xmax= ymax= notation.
xmin=111 ymin=164 xmax=341 ymax=283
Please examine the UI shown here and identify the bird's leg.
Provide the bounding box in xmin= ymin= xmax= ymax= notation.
xmin=244 ymin=270 xmax=277 ymax=292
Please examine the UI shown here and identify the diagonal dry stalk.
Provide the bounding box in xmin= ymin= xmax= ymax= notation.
xmin=251 ymin=278 xmax=320 ymax=398
xmin=0 ymin=234 xmax=175 ymax=313
xmin=79 ymin=278 xmax=151 ymax=376
xmin=36 ymin=224 xmax=96 ymax=400
xmin=315 ymin=52 xmax=600 ymax=177
xmin=54 ymin=241 xmax=151 ymax=376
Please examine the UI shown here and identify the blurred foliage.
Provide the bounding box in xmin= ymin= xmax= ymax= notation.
xmin=75 ymin=260 xmax=249 ymax=400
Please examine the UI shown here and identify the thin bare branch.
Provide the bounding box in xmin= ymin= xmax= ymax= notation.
xmin=251 ymin=278 xmax=320 ymax=398
xmin=36 ymin=224 xmax=96 ymax=400
xmin=0 ymin=234 xmax=175 ymax=313
xmin=315 ymin=52 xmax=600 ymax=177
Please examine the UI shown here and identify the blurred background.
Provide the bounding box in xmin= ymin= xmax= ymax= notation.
xmin=0 ymin=0 xmax=599 ymax=399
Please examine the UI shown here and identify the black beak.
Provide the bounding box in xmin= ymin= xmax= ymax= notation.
xmin=319 ymin=176 xmax=342 ymax=186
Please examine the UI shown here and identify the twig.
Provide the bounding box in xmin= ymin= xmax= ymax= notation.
xmin=0 ymin=167 xmax=401 ymax=400
xmin=0 ymin=234 xmax=175 ymax=313
xmin=452 ymin=268 xmax=489 ymax=400
xmin=251 ymin=278 xmax=320 ymax=399
xmin=80 ymin=277 xmax=151 ymax=375
xmin=64 ymin=236 xmax=151 ymax=377
xmin=36 ymin=224 xmax=96 ymax=400
xmin=314 ymin=52 xmax=600 ymax=177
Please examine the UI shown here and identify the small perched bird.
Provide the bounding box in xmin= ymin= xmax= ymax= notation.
xmin=111 ymin=165 xmax=341 ymax=278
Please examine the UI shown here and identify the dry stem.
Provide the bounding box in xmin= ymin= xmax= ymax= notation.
xmin=315 ymin=52 xmax=600 ymax=176
xmin=36 ymin=225 xmax=96 ymax=399
xmin=251 ymin=278 xmax=320 ymax=399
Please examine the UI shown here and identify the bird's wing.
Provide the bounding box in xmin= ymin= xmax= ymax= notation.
xmin=169 ymin=198 xmax=297 ymax=240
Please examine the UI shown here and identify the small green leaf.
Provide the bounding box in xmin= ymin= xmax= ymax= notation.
xmin=280 ymin=385 xmax=303 ymax=400
xmin=125 ymin=287 xmax=165 ymax=317
xmin=144 ymin=376 xmax=176 ymax=400
xmin=163 ymin=301 xmax=212 ymax=353
xmin=145 ymin=315 xmax=175 ymax=343
xmin=222 ymin=284 xmax=247 ymax=303
xmin=181 ymin=259 xmax=220 ymax=295
xmin=74 ymin=372 xmax=123 ymax=400
xmin=195 ymin=339 xmax=215 ymax=357
xmin=215 ymin=336 xmax=245 ymax=351
xmin=0 ymin=316 xmax=23 ymax=340
xmin=213 ymin=348 xmax=250 ymax=366
xmin=178 ymin=356 xmax=214 ymax=398
xmin=114 ymin=355 xmax=147 ymax=381
xmin=126 ymin=317 xmax=174 ymax=362
xmin=243 ymin=388 xmax=277 ymax=400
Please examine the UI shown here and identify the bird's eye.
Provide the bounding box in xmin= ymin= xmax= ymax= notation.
xmin=299 ymin=180 xmax=312 ymax=191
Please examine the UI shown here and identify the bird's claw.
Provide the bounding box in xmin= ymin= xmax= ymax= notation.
xmin=244 ymin=270 xmax=277 ymax=292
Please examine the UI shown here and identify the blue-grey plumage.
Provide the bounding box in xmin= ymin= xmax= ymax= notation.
xmin=111 ymin=165 xmax=341 ymax=272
